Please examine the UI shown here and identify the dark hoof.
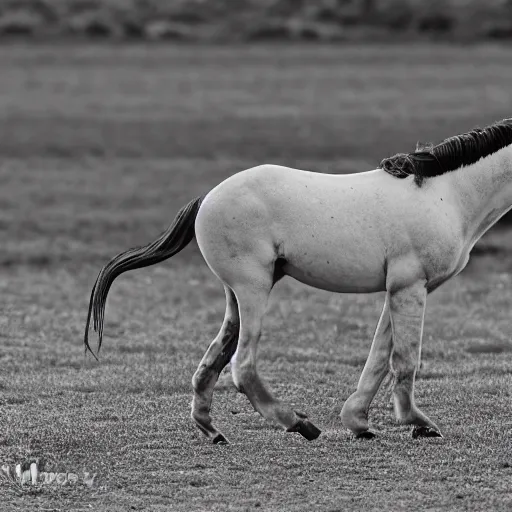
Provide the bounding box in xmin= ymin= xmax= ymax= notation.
xmin=356 ymin=430 xmax=376 ymax=440
xmin=412 ymin=426 xmax=443 ymax=439
xmin=212 ymin=433 xmax=229 ymax=445
xmin=287 ymin=419 xmax=321 ymax=441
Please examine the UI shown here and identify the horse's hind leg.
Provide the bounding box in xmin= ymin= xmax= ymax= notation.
xmin=230 ymin=278 xmax=321 ymax=441
xmin=191 ymin=286 xmax=239 ymax=444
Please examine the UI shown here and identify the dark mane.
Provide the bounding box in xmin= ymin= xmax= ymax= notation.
xmin=379 ymin=118 xmax=512 ymax=186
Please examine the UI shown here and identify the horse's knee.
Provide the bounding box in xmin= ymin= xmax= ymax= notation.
xmin=391 ymin=347 xmax=418 ymax=380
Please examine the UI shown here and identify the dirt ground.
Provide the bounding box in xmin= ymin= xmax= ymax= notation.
xmin=1 ymin=43 xmax=512 ymax=511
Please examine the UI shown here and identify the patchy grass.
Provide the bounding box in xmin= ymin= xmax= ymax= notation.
xmin=1 ymin=44 xmax=512 ymax=510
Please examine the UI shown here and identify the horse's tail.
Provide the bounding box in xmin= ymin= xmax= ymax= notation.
xmin=84 ymin=196 xmax=203 ymax=359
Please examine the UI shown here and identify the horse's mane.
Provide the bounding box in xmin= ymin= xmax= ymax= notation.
xmin=380 ymin=118 xmax=512 ymax=186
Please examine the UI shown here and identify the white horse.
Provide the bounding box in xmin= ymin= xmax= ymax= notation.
xmin=85 ymin=118 xmax=512 ymax=444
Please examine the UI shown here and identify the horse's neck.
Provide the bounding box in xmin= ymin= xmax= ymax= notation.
xmin=448 ymin=145 xmax=512 ymax=243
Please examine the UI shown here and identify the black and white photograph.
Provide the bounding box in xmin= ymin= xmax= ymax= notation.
xmin=1 ymin=0 xmax=512 ymax=510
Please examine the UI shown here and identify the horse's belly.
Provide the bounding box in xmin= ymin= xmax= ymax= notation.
xmin=278 ymin=209 xmax=387 ymax=293
xmin=282 ymin=252 xmax=386 ymax=293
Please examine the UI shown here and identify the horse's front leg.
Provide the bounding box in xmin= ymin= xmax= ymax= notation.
xmin=389 ymin=280 xmax=442 ymax=438
xmin=341 ymin=294 xmax=392 ymax=438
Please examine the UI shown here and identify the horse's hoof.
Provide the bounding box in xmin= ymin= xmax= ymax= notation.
xmin=212 ymin=433 xmax=229 ymax=445
xmin=287 ymin=419 xmax=321 ymax=441
xmin=412 ymin=426 xmax=443 ymax=439
xmin=356 ymin=430 xmax=376 ymax=440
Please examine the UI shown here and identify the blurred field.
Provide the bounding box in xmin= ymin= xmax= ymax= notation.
xmin=1 ymin=43 xmax=512 ymax=511
xmin=1 ymin=0 xmax=512 ymax=42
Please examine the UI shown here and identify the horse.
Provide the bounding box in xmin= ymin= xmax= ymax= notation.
xmin=85 ymin=118 xmax=512 ymax=444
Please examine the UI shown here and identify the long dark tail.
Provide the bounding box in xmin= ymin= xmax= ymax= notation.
xmin=84 ymin=196 xmax=203 ymax=359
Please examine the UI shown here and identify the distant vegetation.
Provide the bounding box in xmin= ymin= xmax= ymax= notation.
xmin=1 ymin=0 xmax=512 ymax=42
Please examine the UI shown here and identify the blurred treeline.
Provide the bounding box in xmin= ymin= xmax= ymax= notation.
xmin=1 ymin=0 xmax=512 ymax=42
